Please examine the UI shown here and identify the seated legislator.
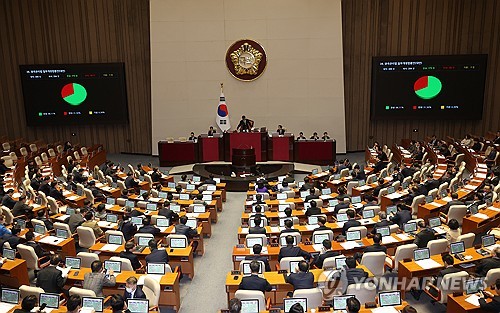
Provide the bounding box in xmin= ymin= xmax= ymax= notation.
xmin=344 ymin=256 xmax=368 ymax=286
xmin=414 ymin=221 xmax=435 ymax=248
xmin=296 ymin=132 xmax=306 ymax=141
xmin=123 ymin=276 xmax=147 ymax=300
xmin=81 ymin=211 xmax=104 ymax=237
xmin=342 ymin=209 xmax=361 ymax=236
xmin=475 ymin=247 xmax=500 ymax=277
xmin=364 ymin=233 xmax=387 ymax=254
xmin=119 ymin=215 xmax=137 ymax=242
xmin=304 ymin=188 xmax=319 ymax=202
xmin=137 ymin=216 xmax=160 ymax=236
xmin=305 ymin=200 xmax=321 ymax=217
xmin=478 ymin=278 xmax=500 ymax=312
xmin=119 ymin=242 xmax=142 ymax=270
xmin=36 ymin=254 xmax=67 ymax=295
xmin=285 ymin=260 xmax=314 ymax=290
xmin=314 ymin=216 xmax=332 ymax=232
xmin=13 ymin=295 xmax=37 ymax=313
xmin=238 ymin=260 xmax=272 ymax=293
xmin=280 ymin=219 xmax=300 ymax=235
xmin=245 ymin=244 xmax=271 ymax=272
xmin=371 ymin=211 xmax=392 ymax=235
xmin=278 ymin=235 xmax=311 ymax=262
xmin=389 ymin=203 xmax=412 ymax=229
xmin=311 ymin=239 xmax=340 ymax=269
xmin=249 ymin=216 xmax=266 ymax=235
xmin=145 ymin=239 xmax=169 ymax=264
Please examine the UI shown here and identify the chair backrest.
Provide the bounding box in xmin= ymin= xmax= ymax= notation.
xmin=9 ymin=152 xmax=18 ymax=161
xmin=1 ymin=156 xmax=13 ymax=167
xmin=166 ymin=234 xmax=189 ymax=247
xmin=83 ymin=188 xmax=94 ymax=204
xmin=279 ymin=257 xmax=305 ymax=272
xmin=77 ymin=252 xmax=100 ymax=268
xmin=54 ymin=222 xmax=71 ymax=234
xmin=239 ymin=260 xmax=266 ymax=274
xmin=402 ymin=176 xmax=412 ymax=188
xmin=34 ymin=156 xmax=42 ymax=166
xmin=144 ymin=174 xmax=153 ymax=189
xmin=2 ymin=142 xmax=10 ymax=151
xmin=485 ymin=268 xmax=500 ymax=286
xmin=20 ymin=147 xmax=28 ymax=156
xmin=392 ymin=180 xmax=400 ymax=190
xmin=134 ymin=233 xmax=155 ymax=244
xmin=428 ymin=188 xmax=438 ymax=198
xmin=392 ymin=244 xmax=418 ymax=271
xmin=366 ymin=174 xmax=376 ymax=184
xmin=105 ymin=230 xmax=125 ymax=244
xmin=117 ymin=180 xmax=126 ymax=191
xmin=116 ymin=198 xmax=127 ymax=206
xmin=377 ymin=188 xmax=388 ymax=204
xmin=29 ymin=143 xmax=38 ymax=153
xmin=2 ymin=206 xmax=14 ymax=224
xmin=378 ymin=168 xmax=388 ymax=179
xmin=437 ymin=182 xmax=448 ymax=196
xmin=234 ymin=290 xmax=265 ymax=312
xmin=106 ymin=175 xmax=114 ymax=186
xmin=40 ymin=152 xmax=49 ymax=162
xmin=56 ymin=145 xmax=63 ymax=154
xmin=427 ymin=239 xmax=449 ymax=255
xmin=340 ymin=168 xmax=350 ymax=178
xmin=346 ymin=226 xmax=367 ymax=238
xmin=245 ymin=234 xmax=268 ymax=247
xmin=143 ymin=276 xmax=161 ymax=307
xmin=456 ymin=233 xmax=475 ymax=249
xmin=69 ymin=287 xmax=96 ymax=297
xmin=81 ymin=147 xmax=88 ymax=156
xmin=346 ymin=181 xmax=359 ymax=196
xmin=17 ymin=244 xmax=40 ymax=270
xmin=46 ymin=196 xmax=60 ymax=215
xmin=48 ymin=148 xmax=56 ymax=157
xmin=447 ymin=205 xmax=467 ymax=225
xmin=31 ymin=218 xmax=45 ymax=230
xmin=455 ymin=154 xmax=465 ymax=167
xmin=293 ymin=288 xmax=323 ymax=309
xmin=439 ymin=271 xmax=468 ymax=304
xmin=345 ymin=282 xmax=377 ymax=305
xmin=322 ymin=255 xmax=347 ymax=270
xmin=110 ymin=256 xmax=134 ymax=271
xmin=19 ymin=285 xmax=44 ymax=299
xmin=312 ymin=230 xmax=334 ymax=243
xmin=76 ymin=226 xmax=97 ymax=249
xmin=411 ymin=195 xmax=425 ymax=217
xmin=389 ymin=224 xmax=399 ymax=233
xmin=360 ymin=252 xmax=386 ymax=276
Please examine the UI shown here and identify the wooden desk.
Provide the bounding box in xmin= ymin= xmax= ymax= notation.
xmin=462 ymin=205 xmax=500 ymax=234
xmin=0 ymin=259 xmax=30 ymax=288
xmin=294 ymin=140 xmax=336 ymax=165
xmin=158 ymin=140 xmax=198 ymax=167
xmin=268 ymin=134 xmax=294 ymax=161
xmin=35 ymin=234 xmax=76 ymax=257
xmin=446 ymin=288 xmax=495 ymax=313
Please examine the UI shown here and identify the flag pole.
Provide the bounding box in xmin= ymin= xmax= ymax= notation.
xmin=220 ymin=83 xmax=224 ymax=93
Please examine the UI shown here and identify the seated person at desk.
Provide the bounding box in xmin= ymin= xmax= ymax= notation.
xmin=344 ymin=257 xmax=368 ymax=286
xmin=249 ymin=216 xmax=266 ymax=235
xmin=25 ymin=230 xmax=50 ymax=257
xmin=310 ymin=132 xmax=320 ymax=140
xmin=305 ymin=200 xmax=321 ymax=217
xmin=66 ymin=295 xmax=81 ymax=313
xmin=283 ymin=173 xmax=295 ymax=183
xmin=321 ymin=132 xmax=330 ymax=140
xmin=67 ymin=207 xmax=86 ymax=233
xmin=48 ymin=181 xmax=65 ymax=201
xmin=391 ymin=166 xmax=404 ymax=183
xmin=208 ymin=126 xmax=217 ymax=136
xmin=436 ymin=254 xmax=460 ymax=280
xmin=372 ymin=178 xmax=387 ymax=198
xmin=123 ymin=276 xmax=147 ymax=299
xmin=94 ymin=203 xmax=107 ymax=221
xmin=253 ymin=193 xmax=265 ymax=205
xmin=150 ymin=167 xmax=162 ymax=183
xmin=300 ymin=177 xmax=314 ymax=191
xmin=81 ymin=211 xmax=104 ymax=237
xmin=441 ymin=192 xmax=464 ymax=214
xmin=346 ymin=297 xmax=361 ymax=313
xmin=371 ymin=211 xmax=392 ymax=234
xmin=158 ymin=201 xmax=175 ymax=219
xmin=188 ymin=132 xmax=196 ymax=141
xmin=364 ymin=233 xmax=387 ymax=254
xmin=36 ymin=210 xmax=54 ymax=230
xmin=250 ymin=205 xmax=265 ymax=220
xmin=334 ymin=197 xmax=350 ymax=214
xmin=2 ymin=189 xmax=16 ymax=209
xmin=414 ymin=221 xmax=435 ymax=248
xmin=277 ymin=124 xmax=285 ymax=135
xmin=280 ymin=219 xmax=299 ymax=235
xmin=342 ymin=209 xmax=361 ymax=236
xmin=110 ymin=294 xmax=128 ymax=313
xmin=245 ymin=243 xmax=271 ymax=272
xmin=423 ymin=173 xmax=440 ymax=193
xmin=278 ymin=235 xmax=311 ymax=262
xmin=445 ymin=219 xmax=461 ymax=243
xmin=145 ymin=239 xmax=169 ymax=264
xmin=203 ymin=174 xmax=217 ymax=185
xmin=478 ymin=278 xmax=500 ymax=312
xmin=12 ymin=195 xmax=33 ymax=217
xmin=312 ymin=239 xmax=340 ymax=269
xmin=313 ymin=216 xmax=332 ymax=232
xmin=0 ymin=158 xmax=9 ymax=174
xmin=304 ymin=188 xmax=319 ymax=202
xmin=285 ymin=260 xmax=314 ymax=290
xmin=193 ymin=193 xmax=206 ymax=205
xmin=83 ymin=260 xmax=116 ymax=297
xmin=2 ymin=224 xmax=23 ymax=249
xmin=138 ymin=217 xmax=160 ymax=235
xmin=13 ymin=295 xmax=37 ymax=313
xmin=119 ymin=242 xmax=142 ymax=270
xmin=390 ymin=203 xmax=412 ymax=229
xmin=0 ymin=214 xmax=11 ymax=236
xmin=74 ymin=168 xmax=87 ymax=184
xmin=119 ymin=215 xmax=137 ymax=241
xmin=279 ymin=181 xmax=291 ymax=192
xmin=476 ymin=247 xmax=500 ymax=277
xmin=36 ymin=254 xmax=67 ymax=295
xmin=125 ymin=172 xmax=139 ymax=189
xmin=175 ymin=216 xmax=199 ymax=247
xmin=238 ymin=260 xmax=272 ymax=293
xmin=255 ymin=182 xmax=269 ymax=194
xmin=296 ymin=132 xmax=306 ymax=141
xmin=351 ymin=164 xmax=366 ymax=181
xmin=87 ymin=180 xmax=105 ymax=201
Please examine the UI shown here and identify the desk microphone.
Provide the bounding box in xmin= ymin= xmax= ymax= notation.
xmin=38 ymin=303 xmax=47 ymax=313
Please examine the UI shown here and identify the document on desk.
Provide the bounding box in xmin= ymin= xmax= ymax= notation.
xmin=148 ymin=197 xmax=162 ymax=202
xmin=489 ymin=206 xmax=500 ymax=212
xmin=38 ymin=236 xmax=65 ymax=245
xmin=336 ymin=222 xmax=344 ymax=228
xmin=464 ymin=294 xmax=480 ymax=306
xmin=340 ymin=241 xmax=361 ymax=250
xmin=0 ymin=303 xmax=16 ymax=312
xmin=270 ymin=227 xmax=281 ymax=233
xmin=415 ymin=259 xmax=441 ymax=269
xmin=371 ymin=307 xmax=399 ymax=313
xmin=442 ymin=196 xmax=452 ymax=202
xmin=464 ymin=184 xmax=477 ymax=191
xmin=395 ymin=234 xmax=410 ymax=241
xmin=485 ymin=244 xmax=500 ymax=252
xmin=472 ymin=213 xmax=489 ymax=220
xmin=240 ymin=228 xmax=249 ymax=234
xmin=325 ymin=207 xmax=336 ymax=212
xmin=277 ymin=212 xmax=287 ymax=218
xmin=186 ymin=213 xmax=200 ymax=218
xmin=386 ymin=193 xmax=403 ymax=200
xmin=67 ymin=195 xmax=79 ymax=200
xmin=97 ymin=221 xmax=118 ymax=228
xmin=428 ymin=202 xmax=442 ymax=207
xmin=101 ymin=244 xmax=121 ymax=251
xmin=57 ymin=214 xmax=70 ymax=221
xmin=305 ymin=225 xmax=317 ymax=231
xmin=313 ymin=244 xmax=323 ymax=252
xmin=382 ymin=236 xmax=398 ymax=244
xmin=358 ymin=186 xmax=372 ymax=191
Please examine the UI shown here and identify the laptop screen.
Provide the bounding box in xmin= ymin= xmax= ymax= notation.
xmin=290 ymin=261 xmax=301 ymax=273
xmin=65 ymin=257 xmax=81 ymax=269
xmin=170 ymin=204 xmax=181 ymax=213
xmin=311 ymin=169 xmax=318 ymax=175
xmin=242 ymin=262 xmax=263 ymax=275
xmin=192 ymin=176 xmax=201 ymax=182
xmin=335 ymin=257 xmax=347 ymax=270
xmin=313 ymin=233 xmax=330 ymax=244
xmin=127 ymin=299 xmax=149 ymax=313
xmin=185 ymin=218 xmax=197 ymax=229
xmin=322 ymin=188 xmax=331 ymax=195
xmin=167 ymin=182 xmax=175 ymax=188
xmin=362 ymin=209 xmax=375 ymax=219
xmin=213 ymin=178 xmax=221 ymax=184
xmin=179 ymin=194 xmax=190 ymax=200
xmin=125 ymin=200 xmax=135 ymax=208
xmin=386 ymin=205 xmax=397 ymax=215
xmin=450 ymin=241 xmax=465 ymax=254
xmin=34 ymin=224 xmax=46 ymax=235
xmin=336 ymin=213 xmax=348 ymax=222
xmin=465 ymin=278 xmax=484 ymax=294
xmin=278 ymin=176 xmax=286 ymax=182
xmin=39 ymin=293 xmax=59 ymax=309
xmin=66 ymin=207 xmax=76 ymax=215
xmin=403 ymin=222 xmax=417 ymax=233
xmin=139 ymin=189 xmax=147 ymax=196
xmin=359 ymin=180 xmax=366 ymax=186
xmin=300 ymin=191 xmax=309 ymax=198
xmin=193 ymin=205 xmax=206 ymax=213
xmin=329 ymin=199 xmax=339 ymax=207
xmin=82 ymin=297 xmax=104 ymax=312
xmin=207 ymin=185 xmax=217 ymax=191
xmin=278 ymin=204 xmax=290 ymax=212
xmin=277 ymin=193 xmax=287 ymax=200
xmin=376 ymin=226 xmax=390 ymax=237
xmin=146 ymin=203 xmax=157 ymax=211
xmin=482 ymin=235 xmax=495 ymax=247
xmin=284 ymin=298 xmax=307 ymax=313
xmin=346 ymin=230 xmax=361 ymax=241
xmin=352 ymin=196 xmax=361 ymax=204
xmin=414 ymin=248 xmax=430 ymax=261
xmin=16 ymin=219 xmax=26 ymax=230
xmin=138 ymin=236 xmax=152 ymax=247
xmin=1 ymin=288 xmax=19 ymax=304
xmin=280 ymin=236 xmax=297 ymax=246
xmin=425 ymin=195 xmax=434 ymax=203
xmin=158 ymin=192 xmax=168 ymax=199
xmin=147 ymin=263 xmax=166 ymax=275
xmin=106 ymin=214 xmax=118 ymax=223
xmin=378 ymin=291 xmax=402 ymax=307
xmin=240 ymin=299 xmax=259 ymax=313
xmin=170 ymin=238 xmax=187 ymax=249
xmin=303 ymin=202 xmax=311 ymax=210
xmin=429 ymin=217 xmax=441 ymax=228
xmin=131 ymin=217 xmax=143 ymax=226
xmin=104 ymin=260 xmax=122 ymax=273
xmin=402 ymin=181 xmax=409 ymax=189
xmin=108 ymin=235 xmax=123 ymax=245
xmin=3 ymin=248 xmax=15 ymax=260
xmin=55 ymin=228 xmax=69 ymax=239
xmin=156 ymin=218 xmax=169 ymax=227
xmin=106 ymin=198 xmax=116 ymax=205
xmin=246 ymin=237 xmax=264 ymax=248
xmin=308 ymin=216 xmax=319 ymax=225
xmin=186 ymin=184 xmax=195 ymax=191
xmin=387 ymin=186 xmax=395 ymax=194
xmin=333 ymin=295 xmax=355 ymax=310
xmin=202 ymin=194 xmax=212 ymax=201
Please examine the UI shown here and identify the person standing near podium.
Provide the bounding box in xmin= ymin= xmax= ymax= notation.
xmin=277 ymin=125 xmax=285 ymax=135
xmin=208 ymin=126 xmax=216 ymax=136
xmin=237 ymin=115 xmax=253 ymax=132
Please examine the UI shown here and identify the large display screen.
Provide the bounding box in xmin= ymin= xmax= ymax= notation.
xmin=19 ymin=63 xmax=128 ymax=126
xmin=371 ymin=54 xmax=487 ymax=120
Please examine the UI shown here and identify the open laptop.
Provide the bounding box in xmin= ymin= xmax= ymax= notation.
xmin=106 ymin=198 xmax=116 ymax=205
xmin=55 ymin=228 xmax=69 ymax=239
xmin=428 ymin=217 xmax=446 ymax=235
xmin=308 ymin=216 xmax=319 ymax=225
xmin=300 ymin=191 xmax=309 ymax=198
xmin=362 ymin=209 xmax=375 ymax=219
xmin=16 ymin=219 xmax=26 ymax=230
xmin=146 ymin=203 xmax=157 ymax=212
xmin=378 ymin=291 xmax=402 ymax=307
xmin=125 ymin=200 xmax=135 ymax=209
xmin=186 ymin=184 xmax=195 ymax=191
xmin=386 ymin=205 xmax=397 ymax=215
xmin=336 ymin=213 xmax=348 ymax=223
xmin=1 ymin=288 xmax=19 ymax=304
xmin=413 ymin=248 xmax=430 ymax=261
xmin=104 ymin=260 xmax=122 ymax=276
xmin=403 ymin=222 xmax=417 ymax=235
xmin=192 ymin=205 xmax=206 ymax=213
xmin=202 ymin=194 xmax=212 ymax=202
xmin=335 ymin=257 xmax=347 ymax=270
xmin=170 ymin=237 xmax=187 ymax=249
xmin=66 ymin=207 xmax=76 ymax=215
xmin=186 ymin=218 xmax=197 ymax=229
xmin=311 ymin=169 xmax=319 ymax=175
xmin=240 ymin=299 xmax=259 ymax=313
xmin=39 ymin=293 xmax=60 ymax=309
xmin=34 ymin=224 xmax=46 ymax=235
xmin=167 ymin=182 xmax=176 ymax=188
xmin=450 ymin=241 xmax=466 ymax=259
xmin=284 ymin=298 xmax=307 ymax=313
xmin=329 ymin=199 xmax=339 ymax=207
xmin=277 ymin=193 xmax=287 ymax=200
xmin=313 ymin=233 xmax=330 ymax=245
xmin=387 ymin=186 xmax=396 ymax=194
xmin=425 ymin=195 xmax=434 ymax=203
xmin=333 ymin=295 xmax=355 ymax=311
xmin=156 ymin=218 xmax=170 ymax=228
xmin=280 ymin=236 xmax=297 ymax=247
xmin=278 ymin=204 xmax=290 ymax=212
xmin=376 ymin=226 xmax=391 ymax=237
xmin=242 ymin=262 xmax=263 ymax=276
xmin=106 ymin=214 xmax=118 ymax=224
xmin=192 ymin=176 xmax=201 ymax=183
xmin=207 ymin=185 xmax=217 ymax=191
xmin=179 ymin=193 xmax=190 ymax=200
xmin=246 ymin=237 xmax=265 ymax=249
xmin=322 ymin=188 xmax=332 ymax=195
xmin=477 ymin=234 xmax=499 ymax=255
xmin=136 ymin=236 xmax=152 ymax=251
xmin=147 ymin=263 xmax=166 ymax=275
xmin=358 ymin=180 xmax=366 ymax=187
xmin=346 ymin=230 xmax=361 ymax=241
xmin=65 ymin=257 xmax=81 ymax=270
xmin=108 ymin=234 xmax=123 ymax=245
xmin=131 ymin=217 xmax=143 ymax=227
xmin=82 ymin=297 xmax=104 ymax=312
xmin=465 ymin=278 xmax=485 ymax=294
xmin=402 ymin=181 xmax=409 ymax=189
xmin=126 ymin=299 xmax=149 ymax=313
xmin=158 ymin=192 xmax=168 ymax=199
xmin=351 ymin=196 xmax=362 ymax=204
xmin=170 ymin=204 xmax=181 ymax=213
xmin=2 ymin=248 xmax=15 ymax=260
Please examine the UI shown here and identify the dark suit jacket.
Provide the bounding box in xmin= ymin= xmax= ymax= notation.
xmin=12 ymin=201 xmax=31 ymax=217
xmin=278 ymin=245 xmax=311 ymax=261
xmin=333 ymin=203 xmax=350 ymax=215
xmin=438 ymin=266 xmax=461 ymax=277
xmin=305 ymin=207 xmax=322 ymax=217
xmin=145 ymin=248 xmax=169 ymax=264
xmin=371 ymin=220 xmax=392 ymax=234
xmin=476 ymin=257 xmax=500 ymax=277
xmin=36 ymin=265 xmax=66 ymax=294
xmin=342 ymin=219 xmax=361 ymax=236
xmin=119 ymin=250 xmax=142 ymax=270
xmin=158 ymin=208 xmax=174 ymax=220
xmin=346 ymin=268 xmax=368 ymax=285
xmin=151 ymin=172 xmax=162 ymax=182
xmin=25 ymin=241 xmax=47 ymax=257
xmin=125 ymin=176 xmax=139 ymax=189
xmin=390 ymin=210 xmax=412 ymax=229
xmin=245 ymin=255 xmax=272 ymax=272
xmin=49 ymin=188 xmax=65 ymax=201
xmin=249 ymin=226 xmax=267 ymax=235
xmin=312 ymin=250 xmax=340 ymax=269
xmin=364 ymin=243 xmax=387 ymax=254
xmin=120 ymin=221 xmax=137 ymax=241
xmin=137 ymin=225 xmax=160 ymax=236
xmin=2 ymin=233 xmax=23 ymax=249
xmin=442 ymin=200 xmax=465 ymax=214
xmin=304 ymin=195 xmax=319 ymax=202
xmin=239 ymin=274 xmax=272 ymax=293
xmin=175 ymin=224 xmax=198 ymax=238
xmin=414 ymin=228 xmax=435 ymax=248
xmin=424 ymin=179 xmax=440 ymax=193
xmin=285 ymin=272 xmax=314 ymax=290
xmin=280 ymin=228 xmax=300 ymax=236
xmin=479 ymin=296 xmax=500 ymax=312
xmin=123 ymin=286 xmax=147 ymax=300
xmin=2 ymin=195 xmax=16 ymax=209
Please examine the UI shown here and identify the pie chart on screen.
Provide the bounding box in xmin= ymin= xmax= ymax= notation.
xmin=61 ymin=83 xmax=87 ymax=105
xmin=414 ymin=76 xmax=442 ymax=100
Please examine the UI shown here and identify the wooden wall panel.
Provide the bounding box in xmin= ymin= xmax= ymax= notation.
xmin=0 ymin=0 xmax=151 ymax=154
xmin=342 ymin=0 xmax=500 ymax=151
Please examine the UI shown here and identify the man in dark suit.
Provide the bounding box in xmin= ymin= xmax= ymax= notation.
xmin=74 ymin=168 xmax=87 ymax=184
xmin=345 ymin=256 xmax=368 ymax=286
xmin=479 ymin=278 xmax=500 ymax=312
xmin=333 ymin=198 xmax=350 ymax=214
xmin=371 ymin=212 xmax=392 ymax=235
xmin=313 ymin=216 xmax=332 ymax=232
xmin=351 ymin=164 xmax=366 ymax=181
xmin=119 ymin=242 xmax=142 ymax=270
xmin=36 ymin=210 xmax=54 ymax=230
xmin=390 ymin=204 xmax=412 ymax=229
xmin=249 ymin=216 xmax=266 ymax=234
xmin=48 ymin=181 xmax=65 ymax=201
xmin=203 ymin=174 xmax=217 ymax=186
xmin=401 ymin=164 xmax=419 ymax=178
xmin=305 ymin=200 xmax=321 ymax=217
xmin=2 ymin=189 xmax=16 ymax=209
xmin=278 ymin=235 xmax=311 ymax=262
xmin=342 ymin=209 xmax=361 ymax=236
xmin=285 ymin=261 xmax=314 ymax=290
xmin=145 ymin=239 xmax=169 ymax=264
xmin=437 ymin=254 xmax=461 ymax=278
xmin=125 ymin=172 xmax=139 ymax=189
xmin=283 ymin=173 xmax=295 ymax=184
xmin=38 ymin=177 xmax=52 ymax=196
xmin=414 ymin=221 xmax=435 ymax=248
xmin=372 ymin=178 xmax=387 ymax=198
xmin=36 ymin=254 xmax=67 ymax=295
xmin=158 ymin=201 xmax=174 ymax=219
xmin=119 ymin=215 xmax=137 ymax=242
xmin=311 ymin=240 xmax=340 ymax=269
xmin=123 ymin=276 xmax=146 ymax=300
xmin=12 ymin=196 xmax=32 ymax=217
xmin=423 ymin=174 xmax=440 ymax=193
xmin=24 ymin=231 xmax=50 ymax=258
xmin=304 ymin=188 xmax=319 ymax=202
xmin=441 ymin=192 xmax=464 ymax=214
xmin=391 ymin=167 xmax=404 ymax=183
xmin=245 ymin=244 xmax=271 ymax=272
xmin=476 ymin=247 xmax=500 ymax=277
xmin=137 ymin=217 xmax=160 ymax=236
xmin=238 ymin=260 xmax=272 ymax=292
xmin=280 ymin=219 xmax=299 ymax=235
xmin=236 ymin=115 xmax=253 ymax=132
xmin=364 ymin=233 xmax=387 ymax=254
xmin=300 ymin=177 xmax=314 ymax=191
xmin=2 ymin=225 xmax=23 ymax=249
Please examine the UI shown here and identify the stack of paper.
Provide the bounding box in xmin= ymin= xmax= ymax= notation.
xmin=38 ymin=236 xmax=65 ymax=244
xmin=415 ymin=259 xmax=441 ymax=269
xmin=382 ymin=236 xmax=398 ymax=244
xmin=396 ymin=234 xmax=410 ymax=240
xmin=464 ymin=294 xmax=480 ymax=306
xmin=240 ymin=228 xmax=249 ymax=234
xmin=305 ymin=225 xmax=317 ymax=231
xmin=270 ymin=227 xmax=281 ymax=233
xmin=186 ymin=213 xmax=199 ymax=218
xmin=472 ymin=213 xmax=489 ymax=220
xmin=340 ymin=241 xmax=361 ymax=250
xmin=101 ymin=244 xmax=121 ymax=251
xmin=371 ymin=307 xmax=399 ymax=313
xmin=312 ymin=244 xmax=323 ymax=252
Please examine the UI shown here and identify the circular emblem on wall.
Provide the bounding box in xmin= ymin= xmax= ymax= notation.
xmin=225 ymin=39 xmax=267 ymax=81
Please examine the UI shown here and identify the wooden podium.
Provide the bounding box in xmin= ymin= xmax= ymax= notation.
xmin=232 ymin=148 xmax=256 ymax=168
xmin=224 ymin=132 xmax=267 ymax=162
